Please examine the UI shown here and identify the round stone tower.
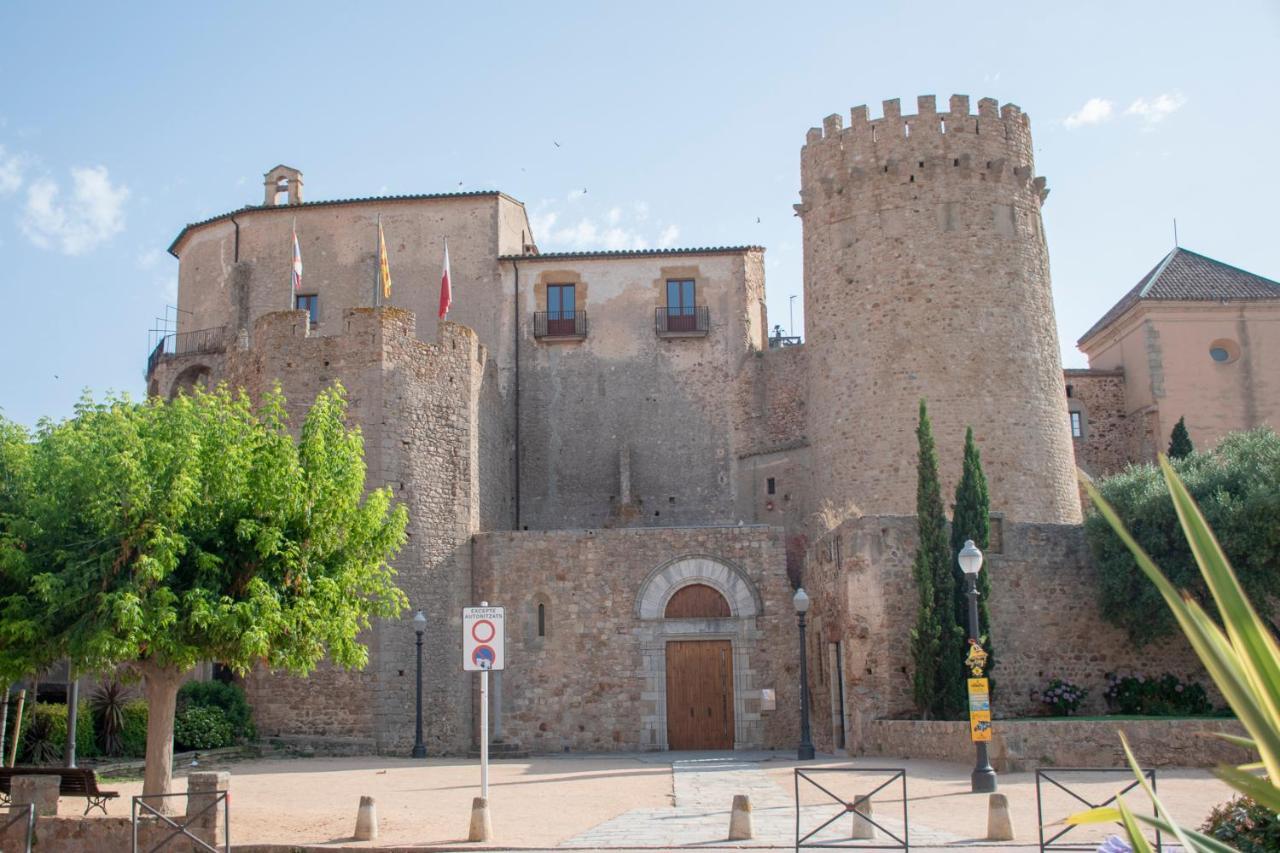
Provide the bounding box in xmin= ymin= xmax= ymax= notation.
xmin=797 ymin=94 xmax=1081 ymax=525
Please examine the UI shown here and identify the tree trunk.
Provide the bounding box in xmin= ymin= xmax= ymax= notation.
xmin=141 ymin=662 xmax=186 ymax=814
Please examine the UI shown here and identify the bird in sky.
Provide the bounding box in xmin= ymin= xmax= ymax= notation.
xmin=553 ymin=141 xmax=561 ymax=148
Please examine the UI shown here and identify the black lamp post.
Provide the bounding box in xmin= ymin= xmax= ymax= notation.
xmin=794 ymin=587 xmax=815 ymax=761
xmin=958 ymin=540 xmax=997 ymax=793
xmin=411 ymin=610 xmax=427 ymax=759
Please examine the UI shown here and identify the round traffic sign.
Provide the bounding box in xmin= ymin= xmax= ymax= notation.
xmin=471 ymin=619 xmax=496 ymax=643
xmin=472 ymin=645 xmax=496 ymax=668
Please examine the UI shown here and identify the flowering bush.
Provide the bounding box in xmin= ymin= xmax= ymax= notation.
xmin=1103 ymin=671 xmax=1212 ymax=716
xmin=1041 ymin=677 xmax=1088 ymax=716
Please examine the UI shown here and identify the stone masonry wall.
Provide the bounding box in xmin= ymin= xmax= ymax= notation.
xmin=802 ymin=515 xmax=1208 ymax=754
xmin=1065 ymin=368 xmax=1132 ymax=478
xmin=799 ymin=95 xmax=1081 ymax=527
xmin=472 ymin=525 xmax=798 ymax=752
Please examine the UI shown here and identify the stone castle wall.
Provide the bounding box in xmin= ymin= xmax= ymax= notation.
xmin=472 ymin=525 xmax=798 ymax=752
xmin=801 ymin=515 xmax=1208 ymax=754
xmin=798 ymin=95 xmax=1080 ymax=527
xmin=1065 ymin=368 xmax=1133 ymax=478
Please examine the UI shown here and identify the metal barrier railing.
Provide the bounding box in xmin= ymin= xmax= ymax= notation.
xmin=1 ymin=802 xmax=35 ymax=853
xmin=146 ymin=326 xmax=228 ymax=376
xmin=1036 ymin=768 xmax=1160 ymax=851
xmin=131 ymin=790 xmax=229 ymax=853
xmin=795 ymin=767 xmax=909 ymax=850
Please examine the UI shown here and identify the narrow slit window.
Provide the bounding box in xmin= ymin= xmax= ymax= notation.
xmin=537 ymin=603 xmax=546 ymax=637
xmin=767 ymin=477 xmax=776 ymax=495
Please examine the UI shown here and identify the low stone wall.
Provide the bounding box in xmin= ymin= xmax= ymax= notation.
xmin=862 ymin=718 xmax=1251 ymax=771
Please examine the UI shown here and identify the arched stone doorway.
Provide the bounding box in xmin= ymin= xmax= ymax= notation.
xmin=169 ymin=364 xmax=212 ymax=399
xmin=634 ymin=555 xmax=764 ymax=751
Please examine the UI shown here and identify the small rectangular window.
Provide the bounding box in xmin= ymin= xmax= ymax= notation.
xmin=296 ymin=294 xmax=319 ymax=327
xmin=666 ymin=279 xmax=696 ymax=315
xmin=767 ymin=477 xmax=776 ymax=495
xmin=1070 ymin=411 xmax=1082 ymax=438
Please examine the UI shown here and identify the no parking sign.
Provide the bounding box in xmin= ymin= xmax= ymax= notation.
xmin=462 ymin=605 xmax=505 ymax=671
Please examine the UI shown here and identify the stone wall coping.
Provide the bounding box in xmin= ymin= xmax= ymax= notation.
xmin=475 ymin=523 xmax=780 ymax=539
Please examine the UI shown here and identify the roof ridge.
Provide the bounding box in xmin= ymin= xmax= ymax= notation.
xmin=1138 ymin=248 xmax=1179 ymax=297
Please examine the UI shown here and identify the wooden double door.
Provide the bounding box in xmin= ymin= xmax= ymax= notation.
xmin=665 ymin=640 xmax=735 ymax=750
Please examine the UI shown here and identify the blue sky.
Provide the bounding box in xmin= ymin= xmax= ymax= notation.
xmin=1 ymin=1 xmax=1277 ymax=427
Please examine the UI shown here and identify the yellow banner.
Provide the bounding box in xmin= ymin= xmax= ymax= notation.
xmin=970 ymin=710 xmax=992 ymax=742
xmin=378 ymin=222 xmax=392 ymax=299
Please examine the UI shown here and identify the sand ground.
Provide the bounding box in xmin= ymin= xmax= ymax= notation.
xmin=82 ymin=751 xmax=1233 ymax=850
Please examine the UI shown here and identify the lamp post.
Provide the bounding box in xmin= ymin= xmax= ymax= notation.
xmin=411 ymin=610 xmax=427 ymax=759
xmin=958 ymin=540 xmax=997 ymax=793
xmin=794 ymin=588 xmax=815 ymax=761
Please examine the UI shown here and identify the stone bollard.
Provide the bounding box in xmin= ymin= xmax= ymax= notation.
xmin=850 ymin=793 xmax=875 ymax=840
xmin=354 ymin=795 xmax=378 ymax=841
xmin=467 ymin=796 xmax=493 ymax=842
xmin=12 ymin=775 xmax=60 ymax=817
xmin=728 ymin=794 xmax=753 ymax=840
xmin=987 ymin=792 xmax=1015 ymax=841
xmin=186 ymin=771 xmax=230 ymax=850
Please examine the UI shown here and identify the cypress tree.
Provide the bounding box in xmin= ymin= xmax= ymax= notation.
xmin=909 ymin=401 xmax=962 ymax=718
xmin=951 ymin=427 xmax=993 ymax=704
xmin=1168 ymin=416 xmax=1194 ymax=459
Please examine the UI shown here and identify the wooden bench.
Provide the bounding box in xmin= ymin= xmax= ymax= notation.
xmin=0 ymin=767 xmax=119 ymax=815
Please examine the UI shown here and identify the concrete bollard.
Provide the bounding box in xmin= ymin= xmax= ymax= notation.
xmin=728 ymin=794 xmax=754 ymax=840
xmin=850 ymin=793 xmax=875 ymax=840
xmin=186 ymin=771 xmax=230 ymax=849
xmin=12 ymin=775 xmax=60 ymax=817
xmin=467 ymin=796 xmax=493 ymax=842
xmin=354 ymin=795 xmax=378 ymax=841
xmin=987 ymin=792 xmax=1015 ymax=841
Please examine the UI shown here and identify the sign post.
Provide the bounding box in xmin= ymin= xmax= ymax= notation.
xmin=463 ymin=603 xmax=505 ymax=802
xmin=967 ymin=677 xmax=992 ymax=742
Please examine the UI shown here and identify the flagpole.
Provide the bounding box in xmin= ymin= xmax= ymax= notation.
xmin=291 ymin=217 xmax=297 ymax=311
xmin=374 ymin=215 xmax=382 ymax=308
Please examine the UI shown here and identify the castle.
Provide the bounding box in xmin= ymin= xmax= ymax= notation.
xmin=146 ymin=94 xmax=1272 ymax=756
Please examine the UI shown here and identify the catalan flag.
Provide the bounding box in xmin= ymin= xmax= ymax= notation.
xmin=378 ymin=219 xmax=392 ymax=300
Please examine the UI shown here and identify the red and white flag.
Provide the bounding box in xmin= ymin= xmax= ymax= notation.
xmin=438 ymin=237 xmax=452 ymax=319
xmin=291 ymin=224 xmax=303 ymax=292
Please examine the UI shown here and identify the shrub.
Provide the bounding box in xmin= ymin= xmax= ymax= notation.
xmin=16 ymin=702 xmax=96 ymax=765
xmin=177 ymin=680 xmax=255 ymax=741
xmin=1201 ymin=796 xmax=1280 ymax=853
xmin=1103 ymin=672 xmax=1213 ymax=716
xmin=1041 ymin=678 xmax=1088 ymax=716
xmin=173 ymin=705 xmax=234 ymax=751
xmin=120 ymin=699 xmax=149 ymax=758
xmin=90 ymin=680 xmax=135 ymax=756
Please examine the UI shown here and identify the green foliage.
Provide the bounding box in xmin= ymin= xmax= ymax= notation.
xmin=91 ymin=680 xmax=135 ymax=757
xmin=1040 ymin=677 xmax=1088 ymax=716
xmin=16 ymin=701 xmax=96 ymax=765
xmin=120 ymin=699 xmax=148 ymax=758
xmin=1201 ymin=796 xmax=1280 ymax=853
xmin=909 ymin=401 xmax=965 ymax=719
xmin=173 ymin=705 xmax=234 ymax=751
xmin=950 ymin=426 xmax=993 ymax=692
xmin=178 ymin=680 xmax=254 ymax=741
xmin=1103 ymin=672 xmax=1213 ymax=716
xmin=1084 ymin=428 xmax=1280 ymax=643
xmin=1168 ymin=416 xmax=1194 ymax=460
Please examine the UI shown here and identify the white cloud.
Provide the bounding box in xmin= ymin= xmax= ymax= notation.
xmin=1126 ymin=91 xmax=1186 ymax=124
xmin=136 ymin=247 xmax=163 ymax=270
xmin=529 ymin=197 xmax=680 ymax=252
xmin=607 ymin=207 xmax=622 ymax=226
xmin=0 ymin=145 xmax=24 ymax=194
xmin=20 ymin=165 xmax=129 ymax=255
xmin=1063 ymin=98 xmax=1114 ymax=129
xmin=657 ymin=224 xmax=679 ymax=248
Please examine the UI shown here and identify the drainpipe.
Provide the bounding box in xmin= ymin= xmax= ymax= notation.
xmin=230 ymin=215 xmax=240 ymax=262
xmin=512 ymin=258 xmax=521 ymax=530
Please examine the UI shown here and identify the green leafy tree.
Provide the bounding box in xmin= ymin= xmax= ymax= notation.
xmin=1085 ymin=427 xmax=1280 ymax=643
xmin=1168 ymin=416 xmax=1194 ymax=459
xmin=910 ymin=401 xmax=965 ymax=718
xmin=950 ymin=427 xmax=994 ymax=693
xmin=0 ymin=385 xmax=408 ymax=803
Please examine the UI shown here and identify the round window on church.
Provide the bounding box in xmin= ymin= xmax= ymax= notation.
xmin=1208 ymin=339 xmax=1240 ymax=364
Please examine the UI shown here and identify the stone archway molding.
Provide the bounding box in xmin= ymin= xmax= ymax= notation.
xmin=635 ymin=554 xmax=762 ymax=620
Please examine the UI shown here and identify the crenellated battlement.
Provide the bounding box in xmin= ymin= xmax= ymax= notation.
xmin=805 ymin=94 xmax=1029 ymax=145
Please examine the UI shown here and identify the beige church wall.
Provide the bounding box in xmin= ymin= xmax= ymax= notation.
xmin=801 ymin=515 xmax=1208 ymax=755
xmin=171 ymin=193 xmax=525 ymax=397
xmin=505 ymin=249 xmax=767 ymax=530
xmin=472 ymin=524 xmax=798 ymax=752
xmin=798 ymin=96 xmax=1080 ymax=528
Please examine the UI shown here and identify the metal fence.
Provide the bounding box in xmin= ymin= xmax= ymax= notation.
xmin=533 ymin=310 xmax=589 ymax=338
xmin=1036 ymin=768 xmax=1160 ymax=852
xmin=146 ymin=326 xmax=228 ymax=375
xmin=655 ymin=306 xmax=710 ymax=334
xmin=795 ymin=767 xmax=909 ymax=850
xmin=1 ymin=802 xmax=34 ymax=853
xmin=132 ymin=790 xmax=229 ymax=853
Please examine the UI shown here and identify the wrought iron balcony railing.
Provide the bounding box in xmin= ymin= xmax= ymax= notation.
xmin=533 ymin=310 xmax=588 ymax=339
xmin=655 ymin=306 xmax=710 ymax=335
xmin=146 ymin=326 xmax=228 ymax=376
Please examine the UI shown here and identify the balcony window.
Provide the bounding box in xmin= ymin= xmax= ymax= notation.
xmin=296 ymin=294 xmax=319 ymax=327
xmin=666 ymin=279 xmax=696 ymax=331
xmin=547 ymin=284 xmax=576 ymax=335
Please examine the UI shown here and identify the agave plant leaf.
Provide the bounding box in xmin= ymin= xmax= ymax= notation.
xmin=1063 ymin=805 xmax=1123 ymax=825
xmin=1126 ymin=815 xmax=1241 ymax=853
xmin=1212 ymin=763 xmax=1280 ymax=812
xmin=1210 ymin=732 xmax=1257 ymax=751
xmin=1115 ymin=797 xmax=1155 ymax=853
xmin=1117 ymin=732 xmax=1201 ymax=853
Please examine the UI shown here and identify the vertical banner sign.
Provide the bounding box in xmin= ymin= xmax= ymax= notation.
xmin=463 ymin=606 xmax=505 ymax=672
xmin=968 ymin=677 xmax=992 ymax=742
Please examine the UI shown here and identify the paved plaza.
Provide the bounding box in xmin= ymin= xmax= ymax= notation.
xmin=94 ymin=751 xmax=1229 ymax=850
